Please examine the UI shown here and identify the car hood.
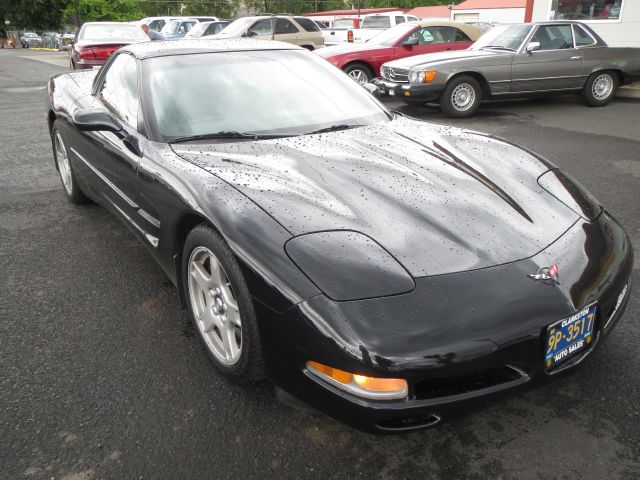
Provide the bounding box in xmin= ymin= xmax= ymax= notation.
xmin=316 ymin=42 xmax=388 ymax=58
xmin=385 ymin=48 xmax=511 ymax=69
xmin=171 ymin=117 xmax=579 ymax=277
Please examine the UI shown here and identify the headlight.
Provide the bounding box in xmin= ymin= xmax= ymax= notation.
xmin=409 ymin=70 xmax=438 ymax=83
xmin=285 ymin=230 xmax=415 ymax=301
xmin=306 ymin=361 xmax=409 ymax=400
xmin=409 ymin=70 xmax=437 ymax=84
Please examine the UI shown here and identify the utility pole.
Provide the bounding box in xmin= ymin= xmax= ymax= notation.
xmin=73 ymin=0 xmax=80 ymax=28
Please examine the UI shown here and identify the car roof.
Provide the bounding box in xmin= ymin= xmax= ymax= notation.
xmin=120 ymin=38 xmax=302 ymax=59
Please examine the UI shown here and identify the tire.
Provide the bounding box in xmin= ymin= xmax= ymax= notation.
xmin=343 ymin=62 xmax=373 ymax=86
xmin=439 ymin=75 xmax=482 ymax=118
xmin=183 ymin=224 xmax=265 ymax=383
xmin=580 ymin=71 xmax=618 ymax=107
xmin=51 ymin=120 xmax=90 ymax=204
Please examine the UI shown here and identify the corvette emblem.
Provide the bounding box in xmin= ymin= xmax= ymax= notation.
xmin=528 ymin=263 xmax=560 ymax=285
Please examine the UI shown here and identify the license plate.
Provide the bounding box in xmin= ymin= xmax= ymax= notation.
xmin=545 ymin=304 xmax=596 ymax=369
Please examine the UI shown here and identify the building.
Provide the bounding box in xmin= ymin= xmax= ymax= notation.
xmin=530 ymin=1 xmax=639 ymax=47
xmin=302 ymin=8 xmax=407 ymax=24
xmin=406 ymin=6 xmax=451 ymax=20
xmin=451 ymin=0 xmax=527 ymax=23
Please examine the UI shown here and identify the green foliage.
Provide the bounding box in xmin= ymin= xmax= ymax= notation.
xmin=3 ymin=0 xmax=71 ymax=29
xmin=0 ymin=0 xmax=458 ymax=30
xmin=62 ymin=0 xmax=144 ymax=23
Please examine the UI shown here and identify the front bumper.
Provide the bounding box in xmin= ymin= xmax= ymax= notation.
xmin=372 ymin=78 xmax=445 ymax=102
xmin=257 ymin=212 xmax=633 ymax=433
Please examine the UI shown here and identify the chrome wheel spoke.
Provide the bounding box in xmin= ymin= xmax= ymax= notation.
xmin=199 ymin=308 xmax=219 ymax=333
xmin=190 ymin=260 xmax=213 ymax=290
xmin=221 ymin=323 xmax=240 ymax=361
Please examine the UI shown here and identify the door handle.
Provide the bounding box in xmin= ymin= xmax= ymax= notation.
xmin=570 ymin=56 xmax=582 ymax=60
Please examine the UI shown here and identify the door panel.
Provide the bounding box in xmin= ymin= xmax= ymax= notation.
xmin=511 ymin=24 xmax=583 ymax=92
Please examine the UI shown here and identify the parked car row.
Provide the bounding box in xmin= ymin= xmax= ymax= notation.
xmin=65 ymin=17 xmax=640 ymax=121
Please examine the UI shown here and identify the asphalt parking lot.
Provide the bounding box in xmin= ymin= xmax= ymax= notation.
xmin=1 ymin=49 xmax=638 ymax=480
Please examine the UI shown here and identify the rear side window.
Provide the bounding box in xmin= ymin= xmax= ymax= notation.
xmin=455 ymin=28 xmax=471 ymax=42
xmin=395 ymin=16 xmax=405 ymax=24
xmin=573 ymin=25 xmax=595 ymax=46
xmin=98 ymin=54 xmax=138 ymax=129
xmin=275 ymin=19 xmax=299 ymax=34
xmin=294 ymin=17 xmax=321 ymax=32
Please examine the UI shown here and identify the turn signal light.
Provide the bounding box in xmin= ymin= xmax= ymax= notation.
xmin=423 ymin=71 xmax=437 ymax=83
xmin=306 ymin=361 xmax=408 ymax=400
xmin=347 ymin=29 xmax=354 ymax=43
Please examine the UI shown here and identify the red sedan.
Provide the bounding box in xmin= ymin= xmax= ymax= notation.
xmin=316 ymin=21 xmax=484 ymax=84
xmin=71 ymin=22 xmax=149 ymax=70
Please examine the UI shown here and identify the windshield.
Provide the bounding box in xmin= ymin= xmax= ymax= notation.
xmin=143 ymin=50 xmax=389 ymax=141
xmin=217 ymin=17 xmax=255 ymax=36
xmin=80 ymin=24 xmax=147 ymax=42
xmin=185 ymin=22 xmax=208 ymax=37
xmin=361 ymin=16 xmax=391 ymax=29
xmin=368 ymin=23 xmax=417 ymax=46
xmin=470 ymin=24 xmax=532 ymax=51
xmin=161 ymin=21 xmax=180 ymax=34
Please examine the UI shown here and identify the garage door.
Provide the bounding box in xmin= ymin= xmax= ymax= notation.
xmin=454 ymin=13 xmax=480 ymax=22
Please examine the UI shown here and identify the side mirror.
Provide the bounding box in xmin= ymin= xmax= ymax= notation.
xmin=72 ymin=108 xmax=122 ymax=133
xmin=526 ymin=41 xmax=541 ymax=53
xmin=72 ymin=108 xmax=142 ymax=156
xmin=402 ymin=37 xmax=419 ymax=47
xmin=362 ymin=82 xmax=381 ymax=98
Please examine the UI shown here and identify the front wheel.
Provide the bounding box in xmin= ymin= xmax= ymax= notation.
xmin=183 ymin=225 xmax=265 ymax=383
xmin=51 ymin=121 xmax=89 ymax=204
xmin=581 ymin=71 xmax=618 ymax=107
xmin=343 ymin=62 xmax=373 ymax=86
xmin=439 ymin=75 xmax=482 ymax=118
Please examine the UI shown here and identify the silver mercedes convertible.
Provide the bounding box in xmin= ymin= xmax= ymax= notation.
xmin=374 ymin=21 xmax=640 ymax=117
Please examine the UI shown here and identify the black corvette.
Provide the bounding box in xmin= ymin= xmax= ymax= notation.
xmin=46 ymin=39 xmax=633 ymax=433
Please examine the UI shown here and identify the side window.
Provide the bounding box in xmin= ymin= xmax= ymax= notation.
xmin=207 ymin=23 xmax=222 ymax=35
xmin=98 ymin=54 xmax=138 ymax=129
xmin=275 ymin=19 xmax=299 ymax=35
xmin=454 ymin=28 xmax=471 ymax=42
xmin=416 ymin=27 xmax=435 ymax=44
xmin=434 ymin=26 xmax=457 ymax=43
xmin=395 ymin=16 xmax=405 ymax=24
xmin=293 ymin=17 xmax=321 ymax=32
xmin=148 ymin=20 xmax=164 ymax=31
xmin=408 ymin=16 xmax=419 ymax=22
xmin=531 ymin=25 xmax=574 ymax=50
xmin=248 ymin=19 xmax=274 ymax=36
xmin=573 ymin=25 xmax=595 ymax=46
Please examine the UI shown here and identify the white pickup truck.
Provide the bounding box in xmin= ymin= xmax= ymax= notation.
xmin=322 ymin=12 xmax=419 ymax=45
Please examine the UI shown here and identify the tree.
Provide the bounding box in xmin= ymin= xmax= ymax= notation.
xmin=62 ymin=0 xmax=144 ymax=24
xmin=3 ymin=0 xmax=71 ymax=29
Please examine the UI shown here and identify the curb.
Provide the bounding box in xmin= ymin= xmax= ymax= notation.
xmin=616 ymin=83 xmax=640 ymax=100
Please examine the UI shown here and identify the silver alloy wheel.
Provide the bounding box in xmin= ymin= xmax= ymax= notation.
xmin=592 ymin=73 xmax=614 ymax=100
xmin=54 ymin=130 xmax=73 ymax=195
xmin=348 ymin=68 xmax=369 ymax=85
xmin=188 ymin=246 xmax=242 ymax=366
xmin=451 ymin=83 xmax=476 ymax=112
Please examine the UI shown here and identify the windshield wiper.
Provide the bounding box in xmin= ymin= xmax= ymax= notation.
xmin=168 ymin=131 xmax=289 ymax=143
xmin=305 ymin=124 xmax=361 ymax=135
xmin=480 ymin=45 xmax=516 ymax=51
